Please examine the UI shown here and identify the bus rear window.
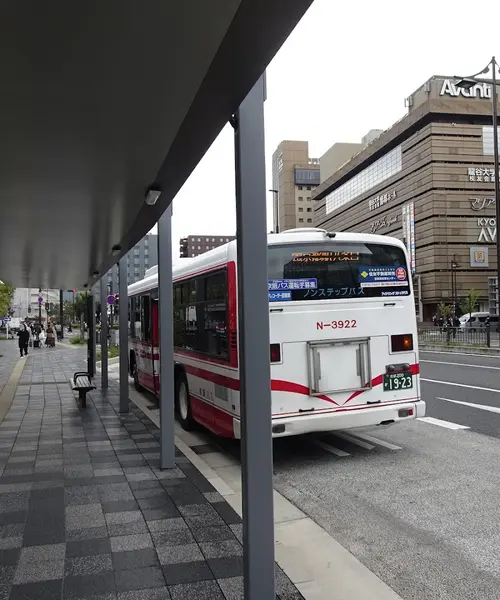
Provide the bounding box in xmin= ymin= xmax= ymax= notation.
xmin=267 ymin=242 xmax=410 ymax=301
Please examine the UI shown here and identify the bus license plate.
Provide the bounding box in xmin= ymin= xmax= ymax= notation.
xmin=383 ymin=372 xmax=413 ymax=391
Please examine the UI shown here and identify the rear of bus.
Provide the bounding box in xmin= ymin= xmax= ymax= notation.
xmin=267 ymin=228 xmax=425 ymax=437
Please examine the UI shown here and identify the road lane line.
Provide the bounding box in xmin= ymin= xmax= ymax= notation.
xmin=417 ymin=416 xmax=470 ymax=430
xmin=311 ymin=439 xmax=350 ymax=457
xmin=421 ymin=378 xmax=500 ymax=393
xmin=437 ymin=396 xmax=500 ymax=414
xmin=333 ymin=432 xmax=375 ymax=450
xmin=421 ymin=359 xmax=500 ymax=370
xmin=421 ymin=349 xmax=500 ymax=358
xmin=350 ymin=432 xmax=402 ymax=450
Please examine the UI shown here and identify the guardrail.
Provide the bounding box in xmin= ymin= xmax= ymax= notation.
xmin=418 ymin=326 xmax=498 ymax=348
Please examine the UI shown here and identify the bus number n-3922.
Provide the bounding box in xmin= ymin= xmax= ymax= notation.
xmin=316 ymin=319 xmax=357 ymax=330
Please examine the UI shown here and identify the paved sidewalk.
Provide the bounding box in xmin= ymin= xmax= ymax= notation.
xmin=0 ymin=344 xmax=302 ymax=600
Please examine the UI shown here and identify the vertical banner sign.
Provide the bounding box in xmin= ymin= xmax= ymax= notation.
xmin=409 ymin=201 xmax=416 ymax=274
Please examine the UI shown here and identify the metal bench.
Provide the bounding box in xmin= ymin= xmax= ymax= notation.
xmin=69 ymin=371 xmax=96 ymax=408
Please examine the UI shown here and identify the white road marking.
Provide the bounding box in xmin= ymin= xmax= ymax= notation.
xmin=421 ymin=349 xmax=500 ymax=358
xmin=421 ymin=359 xmax=500 ymax=371
xmin=333 ymin=432 xmax=375 ymax=450
xmin=437 ymin=396 xmax=500 ymax=414
xmin=310 ymin=439 xmax=350 ymax=457
xmin=350 ymin=432 xmax=402 ymax=450
xmin=417 ymin=416 xmax=470 ymax=430
xmin=421 ymin=378 xmax=500 ymax=393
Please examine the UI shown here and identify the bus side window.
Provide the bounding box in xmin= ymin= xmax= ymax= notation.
xmin=141 ymin=295 xmax=151 ymax=342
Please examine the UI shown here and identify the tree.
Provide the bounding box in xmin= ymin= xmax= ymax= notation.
xmin=74 ymin=293 xmax=87 ymax=322
xmin=438 ymin=302 xmax=452 ymax=320
xmin=460 ymin=289 xmax=480 ymax=317
xmin=0 ymin=281 xmax=15 ymax=318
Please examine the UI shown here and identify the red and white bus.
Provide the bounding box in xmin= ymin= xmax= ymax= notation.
xmin=128 ymin=228 xmax=425 ymax=439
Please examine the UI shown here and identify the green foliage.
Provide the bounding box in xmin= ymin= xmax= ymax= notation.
xmin=69 ymin=336 xmax=85 ymax=345
xmin=74 ymin=293 xmax=87 ymax=321
xmin=459 ymin=289 xmax=480 ymax=317
xmin=97 ymin=346 xmax=120 ymax=361
xmin=0 ymin=281 xmax=15 ymax=318
xmin=438 ymin=302 xmax=452 ymax=319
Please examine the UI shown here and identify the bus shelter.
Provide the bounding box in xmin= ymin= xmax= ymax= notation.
xmin=0 ymin=2 xmax=314 ymax=599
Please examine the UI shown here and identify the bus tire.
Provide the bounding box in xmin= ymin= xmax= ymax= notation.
xmin=176 ymin=372 xmax=195 ymax=431
xmin=131 ymin=354 xmax=142 ymax=391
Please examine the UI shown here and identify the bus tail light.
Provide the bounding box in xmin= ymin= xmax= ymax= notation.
xmin=391 ymin=334 xmax=413 ymax=353
xmin=270 ymin=343 xmax=281 ymax=363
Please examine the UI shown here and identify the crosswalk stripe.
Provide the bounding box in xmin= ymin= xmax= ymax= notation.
xmin=311 ymin=439 xmax=350 ymax=457
xmin=349 ymin=432 xmax=402 ymax=451
xmin=333 ymin=431 xmax=375 ymax=450
xmin=417 ymin=416 xmax=469 ymax=430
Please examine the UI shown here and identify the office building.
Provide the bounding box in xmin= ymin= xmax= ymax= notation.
xmin=271 ymin=141 xmax=320 ymax=232
xmin=313 ymin=75 xmax=499 ymax=319
xmin=11 ymin=288 xmax=60 ymax=320
xmin=107 ymin=234 xmax=158 ymax=293
xmin=179 ymin=235 xmax=235 ymax=258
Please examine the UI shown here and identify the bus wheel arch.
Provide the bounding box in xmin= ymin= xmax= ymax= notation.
xmin=175 ymin=366 xmax=195 ymax=430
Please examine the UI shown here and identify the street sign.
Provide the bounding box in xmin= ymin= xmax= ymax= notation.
xmin=38 ymin=297 xmax=43 ymax=304
xmin=107 ymin=295 xmax=115 ymax=305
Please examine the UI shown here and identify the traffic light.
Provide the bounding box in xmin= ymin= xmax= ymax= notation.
xmin=179 ymin=238 xmax=188 ymax=258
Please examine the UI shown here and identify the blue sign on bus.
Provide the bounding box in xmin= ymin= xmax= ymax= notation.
xmin=268 ymin=291 xmax=292 ymax=302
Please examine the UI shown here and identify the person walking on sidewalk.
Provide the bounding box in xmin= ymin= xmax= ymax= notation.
xmin=17 ymin=324 xmax=30 ymax=357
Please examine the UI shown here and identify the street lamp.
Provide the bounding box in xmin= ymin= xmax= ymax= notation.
xmin=455 ymin=57 xmax=500 ymax=329
xmin=451 ymin=256 xmax=459 ymax=312
xmin=268 ymin=189 xmax=279 ymax=233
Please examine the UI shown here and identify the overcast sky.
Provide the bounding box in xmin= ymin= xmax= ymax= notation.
xmin=163 ymin=0 xmax=500 ymax=255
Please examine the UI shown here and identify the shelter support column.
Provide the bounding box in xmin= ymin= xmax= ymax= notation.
xmin=100 ymin=277 xmax=109 ymax=389
xmin=119 ymin=256 xmax=129 ymax=413
xmin=233 ymin=73 xmax=275 ymax=600
xmin=158 ymin=204 xmax=175 ymax=469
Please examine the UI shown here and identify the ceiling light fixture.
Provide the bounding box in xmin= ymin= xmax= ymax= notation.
xmin=111 ymin=245 xmax=121 ymax=256
xmin=145 ymin=187 xmax=161 ymax=206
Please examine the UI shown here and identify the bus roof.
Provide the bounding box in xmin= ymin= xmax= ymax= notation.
xmin=128 ymin=228 xmax=407 ymax=297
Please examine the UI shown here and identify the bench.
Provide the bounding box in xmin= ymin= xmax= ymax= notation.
xmin=69 ymin=371 xmax=96 ymax=408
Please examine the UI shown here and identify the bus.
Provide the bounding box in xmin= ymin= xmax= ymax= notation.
xmin=127 ymin=228 xmax=425 ymax=439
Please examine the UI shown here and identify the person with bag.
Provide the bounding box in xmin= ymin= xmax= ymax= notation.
xmin=17 ymin=324 xmax=30 ymax=357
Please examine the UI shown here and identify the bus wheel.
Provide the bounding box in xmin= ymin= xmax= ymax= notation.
xmin=176 ymin=373 xmax=195 ymax=430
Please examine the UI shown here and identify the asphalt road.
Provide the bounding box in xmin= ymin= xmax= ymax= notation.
xmin=145 ymin=349 xmax=500 ymax=600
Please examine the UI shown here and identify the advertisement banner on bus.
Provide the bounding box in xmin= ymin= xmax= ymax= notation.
xmin=268 ymin=279 xmax=317 ymax=291
xmin=359 ymin=265 xmax=408 ymax=288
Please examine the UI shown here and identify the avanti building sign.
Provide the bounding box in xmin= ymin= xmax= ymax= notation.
xmin=440 ymin=79 xmax=491 ymax=99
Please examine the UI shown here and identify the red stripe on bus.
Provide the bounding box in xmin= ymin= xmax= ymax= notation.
xmin=271 ymin=380 xmax=339 ymax=405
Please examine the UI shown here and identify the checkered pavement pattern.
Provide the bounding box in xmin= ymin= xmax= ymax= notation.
xmin=0 ymin=345 xmax=303 ymax=600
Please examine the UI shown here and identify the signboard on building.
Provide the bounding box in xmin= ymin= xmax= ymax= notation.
xmin=368 ymin=190 xmax=396 ymax=211
xmin=470 ymin=247 xmax=489 ymax=268
xmin=470 ymin=197 xmax=495 ymax=211
xmin=402 ymin=202 xmax=416 ymax=274
xmin=440 ymin=79 xmax=491 ymax=99
xmin=467 ymin=167 xmax=497 ymax=182
xmin=477 ymin=217 xmax=497 ymax=243
xmin=370 ymin=214 xmax=399 ymax=234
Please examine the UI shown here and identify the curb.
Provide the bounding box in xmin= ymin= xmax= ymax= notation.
xmin=419 ymin=343 xmax=500 ymax=356
xmin=128 ymin=388 xmax=404 ymax=600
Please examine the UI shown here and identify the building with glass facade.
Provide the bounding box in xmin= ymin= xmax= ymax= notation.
xmin=106 ymin=233 xmax=158 ymax=293
xmin=313 ymin=75 xmax=499 ymax=319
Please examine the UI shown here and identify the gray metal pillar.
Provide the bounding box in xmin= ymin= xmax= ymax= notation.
xmin=119 ymin=257 xmax=129 ymax=413
xmin=234 ymin=74 xmax=275 ymax=600
xmin=100 ymin=277 xmax=108 ymax=389
xmin=157 ymin=204 xmax=175 ymax=469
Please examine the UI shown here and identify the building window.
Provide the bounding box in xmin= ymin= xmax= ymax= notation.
xmin=198 ymin=245 xmax=201 ymax=250
xmin=307 ymin=208 xmax=312 ymax=212
xmin=298 ymin=218 xmax=304 ymax=223
xmin=298 ymin=185 xmax=303 ymax=190
xmin=307 ymin=218 xmax=312 ymax=223
xmin=298 ymin=207 xmax=303 ymax=212
xmin=324 ymin=145 xmax=402 ymax=215
xmin=307 ymin=197 xmax=311 ymax=201
xmin=306 ymin=186 xmax=311 ymax=190
xmin=212 ymin=238 xmax=215 ymax=242
xmin=298 ymin=196 xmax=303 ymax=201
xmin=483 ymin=126 xmax=500 ymax=155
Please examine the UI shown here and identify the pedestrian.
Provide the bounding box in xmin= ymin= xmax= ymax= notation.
xmin=17 ymin=324 xmax=30 ymax=357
